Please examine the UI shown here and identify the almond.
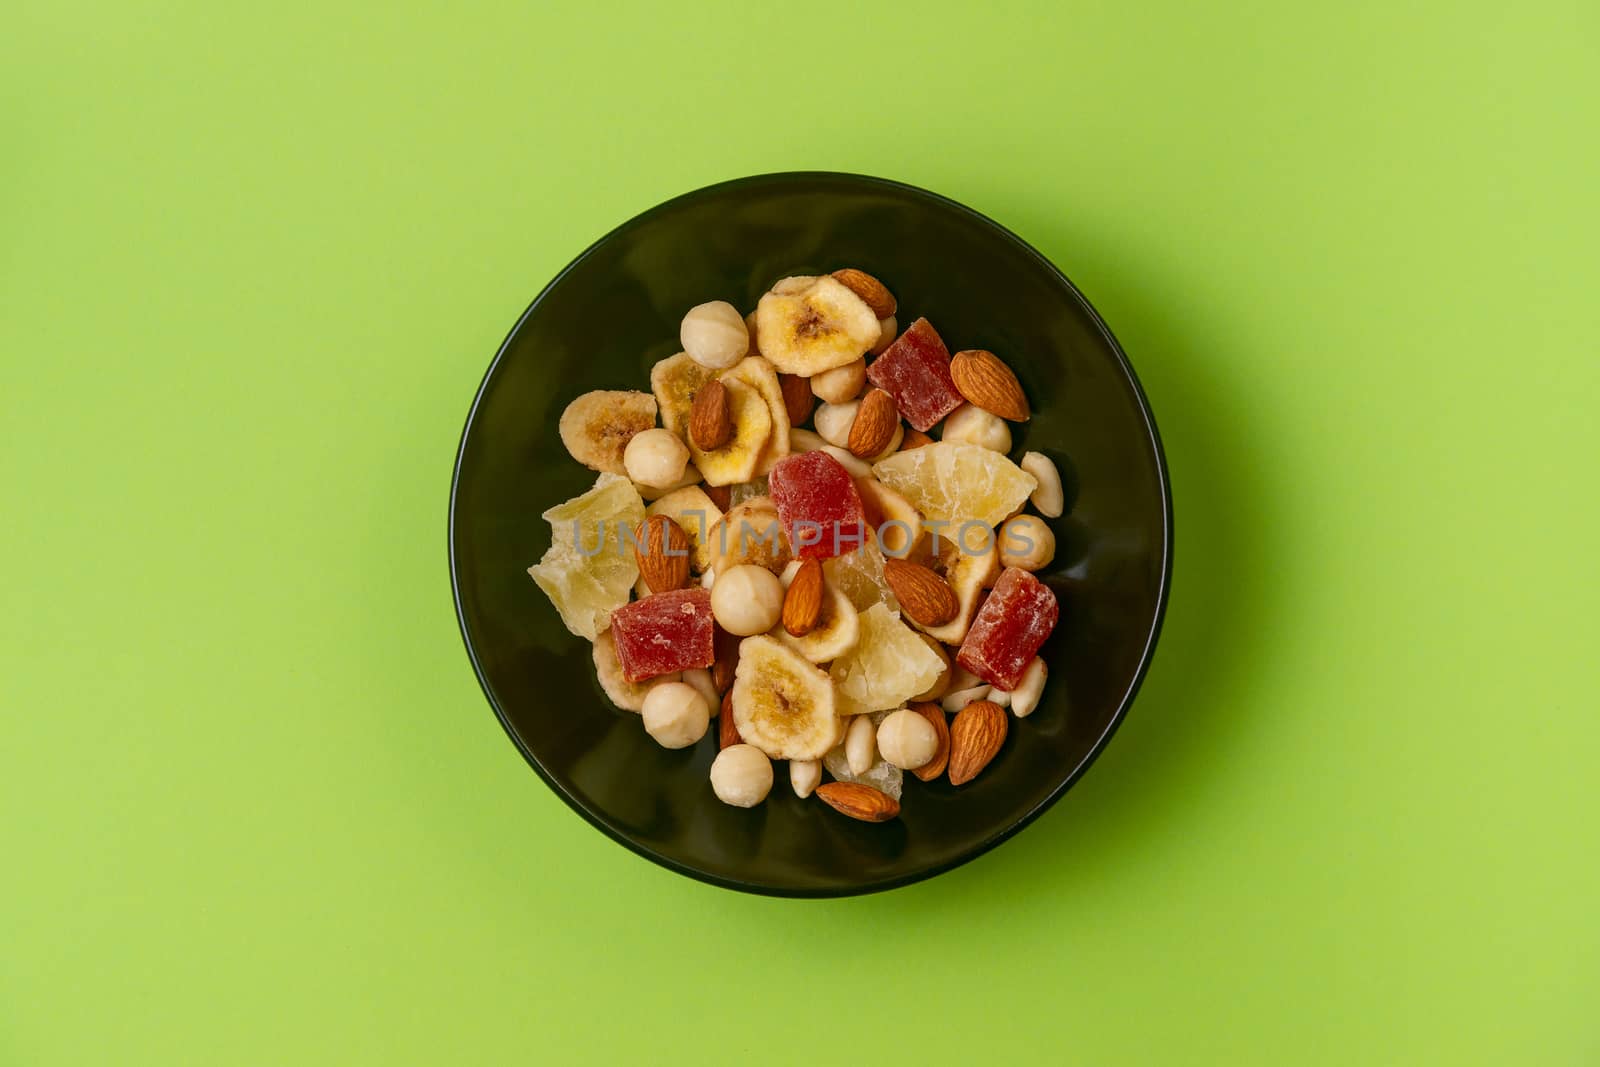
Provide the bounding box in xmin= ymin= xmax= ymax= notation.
xmin=632 ymin=515 xmax=690 ymax=593
xmin=778 ymin=372 xmax=814 ymax=427
xmin=704 ymin=483 xmax=732 ymax=512
xmin=815 ymin=781 xmax=900 ymax=822
xmin=950 ymin=349 xmax=1030 ymax=422
xmin=712 ymin=625 xmax=740 ymax=692
xmin=900 ymin=428 xmax=934 ymax=451
xmin=782 ymin=557 xmax=823 ymax=636
xmin=689 ymin=379 xmax=733 ymax=450
xmin=830 ymin=268 xmax=896 ymax=318
xmin=847 ymin=388 xmax=898 ymax=458
xmin=882 ymin=557 xmax=959 ymax=627
xmin=719 ymin=690 xmax=742 ymax=749
xmin=909 ymin=701 xmax=951 ymax=782
xmin=948 ymin=699 xmax=1008 ymax=785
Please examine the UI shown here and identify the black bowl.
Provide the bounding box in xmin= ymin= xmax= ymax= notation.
xmin=449 ymin=172 xmax=1171 ymax=896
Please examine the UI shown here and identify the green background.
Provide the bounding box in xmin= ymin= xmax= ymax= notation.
xmin=4 ymin=2 xmax=1596 ymax=1063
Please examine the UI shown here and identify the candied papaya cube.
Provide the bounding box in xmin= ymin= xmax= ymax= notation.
xmin=865 ymin=317 xmax=965 ymax=431
xmin=768 ymin=451 xmax=868 ymax=560
xmin=956 ymin=567 xmax=1058 ymax=690
xmin=609 ymin=588 xmax=715 ymax=682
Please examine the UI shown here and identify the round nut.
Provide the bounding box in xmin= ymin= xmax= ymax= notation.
xmin=709 ymin=744 xmax=773 ymax=807
xmin=814 ymin=399 xmax=860 ymax=448
xmin=710 ymin=564 xmax=784 ymax=636
xmin=870 ymin=315 xmax=897 ymax=356
xmin=623 ymin=428 xmax=690 ymax=489
xmin=641 ymin=682 xmax=711 ymax=749
xmin=941 ymin=403 xmax=1012 ymax=453
xmin=999 ymin=514 xmax=1056 ymax=571
xmin=1020 ymin=451 xmax=1065 ymax=518
xmin=789 ymin=758 xmax=821 ymax=799
xmin=844 ymin=713 xmax=877 ymax=775
xmin=811 ymin=359 xmax=867 ymax=405
xmin=876 ymin=708 xmax=939 ymax=770
xmin=680 ymin=667 xmax=719 ymax=712
xmin=681 ymin=301 xmax=750 ymax=370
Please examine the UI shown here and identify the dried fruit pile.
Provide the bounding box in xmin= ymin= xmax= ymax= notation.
xmin=530 ymin=271 xmax=1067 ymax=820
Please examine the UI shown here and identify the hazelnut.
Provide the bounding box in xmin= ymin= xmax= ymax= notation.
xmin=680 ymin=668 xmax=719 ymax=711
xmin=814 ymin=400 xmax=859 ymax=448
xmin=941 ymin=403 xmax=1011 ymax=453
xmin=623 ymin=428 xmax=689 ymax=489
xmin=681 ymin=301 xmax=750 ymax=370
xmin=999 ymin=514 xmax=1055 ymax=571
xmin=710 ymin=744 xmax=773 ymax=807
xmin=876 ymin=708 xmax=939 ymax=770
xmin=641 ymin=682 xmax=710 ymax=749
xmin=811 ymin=359 xmax=866 ymax=405
xmin=710 ymin=564 xmax=783 ymax=636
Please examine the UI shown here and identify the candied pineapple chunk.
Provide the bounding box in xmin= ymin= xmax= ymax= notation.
xmin=527 ymin=473 xmax=645 ymax=639
xmin=871 ymin=441 xmax=1036 ymax=529
xmin=828 ymin=604 xmax=946 ymax=716
xmin=823 ymin=542 xmax=899 ymax=614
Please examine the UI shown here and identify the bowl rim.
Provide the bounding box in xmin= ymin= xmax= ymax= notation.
xmin=448 ymin=171 xmax=1173 ymax=897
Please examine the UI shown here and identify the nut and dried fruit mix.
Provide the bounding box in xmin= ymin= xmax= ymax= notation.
xmin=530 ymin=271 xmax=1063 ymax=819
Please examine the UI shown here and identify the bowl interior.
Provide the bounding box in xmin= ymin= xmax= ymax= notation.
xmin=450 ymin=173 xmax=1169 ymax=895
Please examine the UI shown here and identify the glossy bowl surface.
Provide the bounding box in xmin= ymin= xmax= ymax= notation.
xmin=449 ymin=172 xmax=1171 ymax=896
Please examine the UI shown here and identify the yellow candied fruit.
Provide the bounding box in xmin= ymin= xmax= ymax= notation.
xmin=528 ymin=473 xmax=645 ymax=639
xmin=829 ymin=604 xmax=946 ymax=716
xmin=871 ymin=441 xmax=1036 ymax=530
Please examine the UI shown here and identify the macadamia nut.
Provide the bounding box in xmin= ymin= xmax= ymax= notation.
xmin=1020 ymin=451 xmax=1064 ymax=518
xmin=681 ymin=301 xmax=750 ymax=370
xmin=811 ymin=359 xmax=867 ymax=404
xmin=813 ymin=400 xmax=860 ymax=448
xmin=1000 ymin=514 xmax=1055 ymax=571
xmin=876 ymin=708 xmax=939 ymax=770
xmin=623 ymin=428 xmax=689 ymax=489
xmin=710 ymin=744 xmax=773 ymax=807
xmin=941 ymin=403 xmax=1012 ymax=453
xmin=710 ymin=564 xmax=783 ymax=636
xmin=641 ymin=681 xmax=710 ymax=749
xmin=680 ymin=668 xmax=718 ymax=712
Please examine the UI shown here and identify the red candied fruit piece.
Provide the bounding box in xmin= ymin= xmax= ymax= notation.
xmin=865 ymin=317 xmax=966 ymax=432
xmin=609 ymin=588 xmax=715 ymax=682
xmin=768 ymin=451 xmax=868 ymax=560
xmin=956 ymin=567 xmax=1058 ymax=690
